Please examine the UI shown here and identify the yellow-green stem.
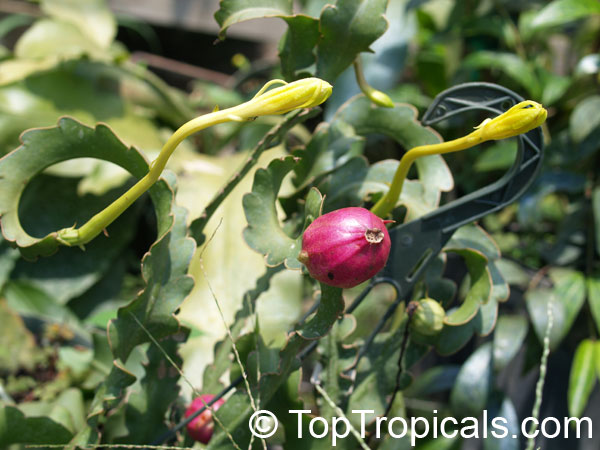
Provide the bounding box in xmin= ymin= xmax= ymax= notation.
xmin=353 ymin=57 xmax=394 ymax=108
xmin=54 ymin=77 xmax=333 ymax=247
xmin=371 ymin=99 xmax=547 ymax=218
xmin=370 ymin=134 xmax=480 ymax=218
xmin=57 ymin=110 xmax=233 ymax=246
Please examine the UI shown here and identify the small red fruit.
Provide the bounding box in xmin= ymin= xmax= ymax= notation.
xmin=185 ymin=394 xmax=225 ymax=443
xmin=298 ymin=207 xmax=392 ymax=288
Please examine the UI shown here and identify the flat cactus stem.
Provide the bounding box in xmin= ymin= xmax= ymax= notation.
xmin=189 ymin=108 xmax=319 ymax=244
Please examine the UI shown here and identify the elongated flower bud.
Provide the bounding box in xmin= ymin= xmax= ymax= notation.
xmin=234 ymin=78 xmax=333 ymax=118
xmin=475 ymin=100 xmax=547 ymax=141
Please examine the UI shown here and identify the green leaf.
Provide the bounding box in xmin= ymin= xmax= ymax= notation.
xmin=41 ymin=0 xmax=117 ymax=48
xmin=87 ymin=361 xmax=137 ymax=420
xmin=0 ymin=236 xmax=19 ymax=290
xmin=568 ymin=340 xmax=597 ymax=418
xmin=570 ymin=96 xmax=600 ymax=158
xmin=207 ymin=283 xmax=343 ymax=449
xmin=332 ymin=95 xmax=451 ymax=205
xmin=10 ymin=174 xmax=139 ymax=303
xmin=526 ymin=288 xmax=563 ymax=351
xmin=214 ymin=2 xmax=323 ymax=81
xmin=493 ymin=315 xmax=528 ymax=371
xmin=52 ymin=388 xmax=87 ymax=434
xmin=550 ymin=268 xmax=586 ymax=335
xmin=450 ymin=342 xmax=493 ymax=417
xmin=527 ymin=270 xmax=585 ymax=351
xmin=0 ymin=58 xmax=57 ymax=85
xmin=434 ymin=297 xmax=498 ymax=356
xmin=404 ymin=365 xmax=460 ymax=397
xmin=3 ymin=280 xmax=84 ymax=333
xmin=540 ymin=69 xmax=571 ymax=106
xmin=15 ymin=19 xmax=107 ymax=60
xmin=0 ymin=60 xmax=167 ymax=156
xmin=495 ymin=258 xmax=530 ymax=288
xmin=107 ymin=185 xmax=195 ymax=362
xmin=447 ymin=224 xmax=500 ymax=260
xmin=279 ymin=15 xmax=320 ymax=79
xmin=446 ymin=225 xmax=508 ymax=304
xmin=531 ymin=0 xmax=600 ymax=30
xmin=292 ymin=119 xmax=364 ymax=189
xmin=201 ymin=266 xmax=284 ymax=393
xmin=115 ymin=331 xmax=186 ymax=444
xmin=588 ymin=275 xmax=600 ymax=335
xmin=483 ymin=395 xmax=519 ymax=450
xmin=474 ymin=140 xmax=518 ymax=172
xmin=298 ymin=283 xmax=345 ymax=339
xmin=243 ymin=157 xmax=324 ymax=268
xmin=526 ymin=270 xmax=585 ymax=351
xmin=0 ymin=117 xmax=150 ymax=259
xmin=0 ymin=404 xmax=73 ymax=447
xmin=0 ymin=14 xmax=34 ymax=40
xmin=444 ymin=249 xmax=492 ymax=326
xmin=463 ymin=51 xmax=540 ymax=98
xmin=435 ymin=318 xmax=477 ymax=356
xmin=0 ymin=299 xmax=38 ymax=372
xmin=214 ymin=0 xmax=293 ymax=39
xmin=596 ymin=342 xmax=600 ymax=382
xmin=316 ymin=0 xmax=389 ymax=83
xmin=593 ymin=188 xmax=600 ymax=258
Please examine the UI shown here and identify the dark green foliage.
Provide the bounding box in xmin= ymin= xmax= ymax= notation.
xmin=1 ymin=0 xmax=599 ymax=448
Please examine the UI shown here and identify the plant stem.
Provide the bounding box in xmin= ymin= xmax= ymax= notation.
xmin=525 ymin=300 xmax=554 ymax=450
xmin=57 ymin=109 xmax=235 ymax=246
xmin=189 ymin=108 xmax=319 ymax=244
xmin=371 ymin=100 xmax=547 ymax=218
xmin=383 ymin=307 xmax=414 ymax=419
xmin=370 ymin=136 xmax=477 ymax=218
xmin=53 ymin=77 xmax=332 ymax=247
xmin=353 ymin=56 xmax=394 ymax=108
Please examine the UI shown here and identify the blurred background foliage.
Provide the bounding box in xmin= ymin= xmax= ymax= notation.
xmin=0 ymin=0 xmax=599 ymax=449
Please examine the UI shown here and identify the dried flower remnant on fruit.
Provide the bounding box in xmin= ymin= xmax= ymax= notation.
xmin=299 ymin=207 xmax=392 ymax=288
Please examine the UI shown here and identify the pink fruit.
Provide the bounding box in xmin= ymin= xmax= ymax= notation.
xmin=185 ymin=394 xmax=225 ymax=443
xmin=298 ymin=207 xmax=392 ymax=288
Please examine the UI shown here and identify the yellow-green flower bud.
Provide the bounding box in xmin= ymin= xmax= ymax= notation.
xmin=368 ymin=90 xmax=395 ymax=108
xmin=475 ymin=100 xmax=547 ymax=141
xmin=234 ymin=78 xmax=333 ymax=118
xmin=410 ymin=298 xmax=445 ymax=336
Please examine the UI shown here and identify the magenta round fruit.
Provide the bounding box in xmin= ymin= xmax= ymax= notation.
xmin=185 ymin=394 xmax=225 ymax=443
xmin=298 ymin=207 xmax=392 ymax=288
